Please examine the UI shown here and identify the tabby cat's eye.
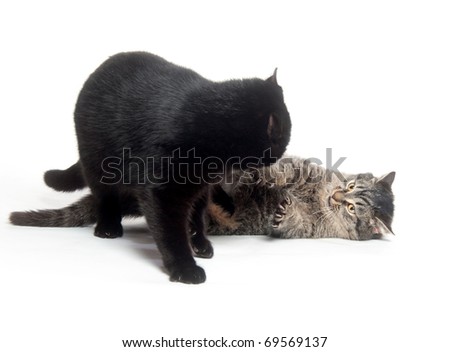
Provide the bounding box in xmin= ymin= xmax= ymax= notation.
xmin=346 ymin=181 xmax=355 ymax=191
xmin=346 ymin=203 xmax=356 ymax=214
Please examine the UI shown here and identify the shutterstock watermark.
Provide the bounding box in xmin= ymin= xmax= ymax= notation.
xmin=100 ymin=148 xmax=347 ymax=186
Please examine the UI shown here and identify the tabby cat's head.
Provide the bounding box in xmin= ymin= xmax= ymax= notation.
xmin=327 ymin=171 xmax=395 ymax=240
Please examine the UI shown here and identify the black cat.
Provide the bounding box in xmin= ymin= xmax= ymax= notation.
xmin=10 ymin=52 xmax=291 ymax=284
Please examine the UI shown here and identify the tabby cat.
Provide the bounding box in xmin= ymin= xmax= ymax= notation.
xmin=207 ymin=157 xmax=395 ymax=240
xmin=9 ymin=52 xmax=291 ymax=284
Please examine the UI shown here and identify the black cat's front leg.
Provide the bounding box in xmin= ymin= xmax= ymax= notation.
xmin=94 ymin=192 xmax=123 ymax=238
xmin=139 ymin=186 xmax=206 ymax=284
xmin=190 ymin=188 xmax=214 ymax=259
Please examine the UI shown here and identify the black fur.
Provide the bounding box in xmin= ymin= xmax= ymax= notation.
xmin=10 ymin=52 xmax=291 ymax=284
xmin=44 ymin=161 xmax=86 ymax=192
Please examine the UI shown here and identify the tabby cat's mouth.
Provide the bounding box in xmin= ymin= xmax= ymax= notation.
xmin=329 ymin=189 xmax=345 ymax=207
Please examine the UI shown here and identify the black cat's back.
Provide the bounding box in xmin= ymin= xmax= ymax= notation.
xmin=76 ymin=51 xmax=205 ymax=122
xmin=75 ymin=52 xmax=203 ymax=164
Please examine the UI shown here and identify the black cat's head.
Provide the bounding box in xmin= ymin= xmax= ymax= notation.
xmin=327 ymin=171 xmax=395 ymax=240
xmin=233 ymin=69 xmax=292 ymax=168
xmin=184 ymin=71 xmax=291 ymax=169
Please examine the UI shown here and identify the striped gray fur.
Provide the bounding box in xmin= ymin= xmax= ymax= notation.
xmin=207 ymin=157 xmax=395 ymax=241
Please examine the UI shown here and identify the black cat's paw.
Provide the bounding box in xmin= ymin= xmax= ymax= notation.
xmin=169 ymin=265 xmax=206 ymax=284
xmin=94 ymin=222 xmax=123 ymax=238
xmin=191 ymin=234 xmax=214 ymax=259
xmin=272 ymin=196 xmax=291 ymax=229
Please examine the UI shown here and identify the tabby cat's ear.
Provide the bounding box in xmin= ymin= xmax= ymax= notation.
xmin=374 ymin=217 xmax=395 ymax=236
xmin=377 ymin=171 xmax=395 ymax=187
xmin=266 ymin=68 xmax=279 ymax=86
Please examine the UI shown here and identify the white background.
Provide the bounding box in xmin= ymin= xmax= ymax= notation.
xmin=1 ymin=1 xmax=449 ymax=351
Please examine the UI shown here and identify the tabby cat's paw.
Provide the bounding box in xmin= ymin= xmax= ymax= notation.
xmin=169 ymin=265 xmax=206 ymax=284
xmin=251 ymin=170 xmax=276 ymax=188
xmin=272 ymin=196 xmax=291 ymax=228
xmin=248 ymin=169 xmax=264 ymax=186
xmin=191 ymin=233 xmax=214 ymax=259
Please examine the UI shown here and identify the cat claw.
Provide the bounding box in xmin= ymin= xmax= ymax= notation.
xmin=277 ymin=203 xmax=286 ymax=212
xmin=273 ymin=209 xmax=285 ymax=227
xmin=272 ymin=195 xmax=291 ymax=228
xmin=251 ymin=170 xmax=263 ymax=186
xmin=284 ymin=196 xmax=292 ymax=205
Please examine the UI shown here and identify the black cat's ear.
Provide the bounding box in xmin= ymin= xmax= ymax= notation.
xmin=377 ymin=171 xmax=396 ymax=187
xmin=266 ymin=68 xmax=278 ymax=86
xmin=267 ymin=113 xmax=283 ymax=142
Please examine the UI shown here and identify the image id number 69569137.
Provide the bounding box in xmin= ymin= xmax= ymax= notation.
xmin=263 ymin=337 xmax=327 ymax=348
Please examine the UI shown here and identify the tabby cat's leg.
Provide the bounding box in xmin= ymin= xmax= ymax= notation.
xmin=139 ymin=185 xmax=206 ymax=284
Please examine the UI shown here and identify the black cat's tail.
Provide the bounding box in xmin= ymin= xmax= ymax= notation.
xmin=10 ymin=195 xmax=97 ymax=227
xmin=44 ymin=161 xmax=87 ymax=192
